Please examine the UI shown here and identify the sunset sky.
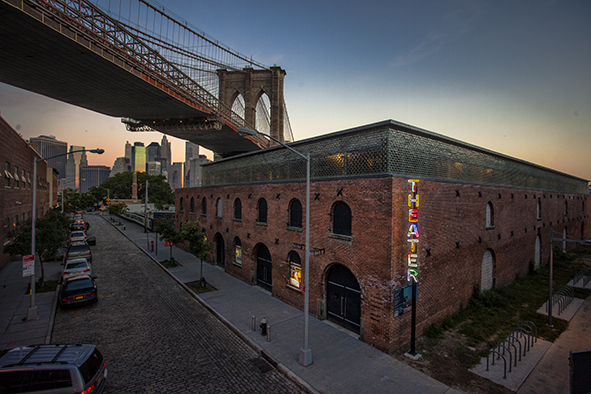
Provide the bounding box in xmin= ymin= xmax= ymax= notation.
xmin=1 ymin=0 xmax=590 ymax=180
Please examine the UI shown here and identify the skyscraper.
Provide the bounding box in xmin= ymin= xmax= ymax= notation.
xmin=29 ymin=135 xmax=67 ymax=180
xmin=131 ymin=142 xmax=146 ymax=172
xmin=184 ymin=142 xmax=199 ymax=187
xmin=124 ymin=141 xmax=132 ymax=162
xmin=80 ymin=165 xmax=111 ymax=193
xmin=160 ymin=135 xmax=171 ymax=167
xmin=146 ymin=142 xmax=161 ymax=167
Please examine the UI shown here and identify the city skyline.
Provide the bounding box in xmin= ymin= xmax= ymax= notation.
xmin=0 ymin=0 xmax=590 ymax=180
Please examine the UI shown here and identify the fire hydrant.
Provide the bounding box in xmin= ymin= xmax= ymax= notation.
xmin=260 ymin=317 xmax=267 ymax=336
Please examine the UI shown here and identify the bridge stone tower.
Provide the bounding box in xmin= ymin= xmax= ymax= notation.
xmin=217 ymin=66 xmax=286 ymax=143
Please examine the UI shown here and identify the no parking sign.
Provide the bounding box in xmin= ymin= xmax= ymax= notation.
xmin=22 ymin=255 xmax=34 ymax=277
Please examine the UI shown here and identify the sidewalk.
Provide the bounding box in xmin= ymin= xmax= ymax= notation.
xmin=110 ymin=213 xmax=461 ymax=394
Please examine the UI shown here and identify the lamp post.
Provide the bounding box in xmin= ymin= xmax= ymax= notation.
xmin=28 ymin=148 xmax=104 ymax=320
xmin=238 ymin=127 xmax=313 ymax=366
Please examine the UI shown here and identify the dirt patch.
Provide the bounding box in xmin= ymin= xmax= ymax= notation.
xmin=392 ymin=331 xmax=513 ymax=394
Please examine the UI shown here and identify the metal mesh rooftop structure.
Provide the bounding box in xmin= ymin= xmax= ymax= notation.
xmin=202 ymin=120 xmax=588 ymax=194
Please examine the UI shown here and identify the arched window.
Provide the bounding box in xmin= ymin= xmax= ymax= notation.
xmin=481 ymin=249 xmax=495 ymax=291
xmin=233 ymin=198 xmax=242 ymax=220
xmin=563 ymin=227 xmax=567 ymax=253
xmin=486 ymin=202 xmax=494 ymax=228
xmin=565 ymin=201 xmax=568 ymax=216
xmin=234 ymin=236 xmax=242 ymax=266
xmin=190 ymin=197 xmax=195 ymax=213
xmin=257 ymin=198 xmax=267 ymax=223
xmin=332 ymin=201 xmax=352 ymax=236
xmin=289 ymin=199 xmax=302 ymax=228
xmin=537 ymin=198 xmax=541 ymax=220
xmin=201 ymin=197 xmax=207 ymax=216
xmin=288 ymin=251 xmax=302 ymax=288
xmin=179 ymin=197 xmax=184 ymax=213
xmin=216 ymin=198 xmax=223 ymax=218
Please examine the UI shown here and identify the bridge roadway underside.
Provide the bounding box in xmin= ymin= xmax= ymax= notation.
xmin=0 ymin=0 xmax=260 ymax=157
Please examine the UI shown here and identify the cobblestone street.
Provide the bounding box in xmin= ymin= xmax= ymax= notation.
xmin=52 ymin=216 xmax=305 ymax=393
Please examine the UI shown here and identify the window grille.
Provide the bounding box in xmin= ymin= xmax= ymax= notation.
xmin=486 ymin=202 xmax=494 ymax=228
xmin=216 ymin=198 xmax=223 ymax=218
xmin=234 ymin=198 xmax=242 ymax=220
xmin=289 ymin=199 xmax=302 ymax=228
xmin=201 ymin=197 xmax=207 ymax=215
xmin=333 ymin=202 xmax=352 ymax=236
xmin=179 ymin=197 xmax=184 ymax=213
xmin=257 ymin=198 xmax=267 ymax=223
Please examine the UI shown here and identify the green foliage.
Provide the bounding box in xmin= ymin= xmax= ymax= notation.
xmin=98 ymin=171 xmax=174 ymax=209
xmin=428 ymin=248 xmax=590 ymax=347
xmin=59 ymin=188 xmax=98 ymax=212
xmin=154 ymin=217 xmax=181 ymax=262
xmin=178 ymin=220 xmax=213 ymax=261
xmin=108 ymin=202 xmax=128 ymax=217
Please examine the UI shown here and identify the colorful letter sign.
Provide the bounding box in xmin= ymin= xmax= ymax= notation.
xmin=407 ymin=179 xmax=420 ymax=282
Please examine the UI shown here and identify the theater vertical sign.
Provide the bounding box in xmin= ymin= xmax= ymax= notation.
xmin=407 ymin=179 xmax=420 ymax=282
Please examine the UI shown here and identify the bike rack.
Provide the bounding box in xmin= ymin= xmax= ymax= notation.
xmin=486 ymin=321 xmax=537 ymax=377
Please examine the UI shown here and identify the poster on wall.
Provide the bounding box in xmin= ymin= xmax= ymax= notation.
xmin=290 ymin=263 xmax=302 ymax=288
xmin=393 ymin=285 xmax=413 ymax=318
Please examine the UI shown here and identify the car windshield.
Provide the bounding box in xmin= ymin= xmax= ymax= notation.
xmin=66 ymin=261 xmax=88 ymax=269
xmin=70 ymin=232 xmax=85 ymax=238
xmin=65 ymin=278 xmax=94 ymax=291
xmin=68 ymin=245 xmax=90 ymax=253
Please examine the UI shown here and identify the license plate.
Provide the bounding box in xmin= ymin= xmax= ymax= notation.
xmin=74 ymin=271 xmax=81 ymax=274
xmin=75 ymin=296 xmax=83 ymax=300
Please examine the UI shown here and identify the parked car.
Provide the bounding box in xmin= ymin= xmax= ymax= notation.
xmin=0 ymin=344 xmax=107 ymax=393
xmin=64 ymin=242 xmax=92 ymax=263
xmin=61 ymin=258 xmax=92 ymax=281
xmin=59 ymin=275 xmax=98 ymax=308
xmin=68 ymin=231 xmax=87 ymax=244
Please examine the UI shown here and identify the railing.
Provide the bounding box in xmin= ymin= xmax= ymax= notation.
xmin=486 ymin=321 xmax=538 ymax=379
xmin=572 ymin=267 xmax=591 ymax=288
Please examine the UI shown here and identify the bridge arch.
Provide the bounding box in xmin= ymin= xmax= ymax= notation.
xmin=218 ymin=67 xmax=286 ymax=143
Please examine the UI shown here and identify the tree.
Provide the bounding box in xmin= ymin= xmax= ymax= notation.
xmin=154 ymin=217 xmax=181 ymax=263
xmin=108 ymin=202 xmax=128 ymax=217
xmin=178 ymin=220 xmax=213 ymax=284
xmin=98 ymin=171 xmax=174 ymax=209
xmin=3 ymin=209 xmax=70 ymax=284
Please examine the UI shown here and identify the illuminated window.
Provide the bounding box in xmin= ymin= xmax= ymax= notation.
xmin=201 ymin=197 xmax=207 ymax=216
xmin=257 ymin=198 xmax=267 ymax=223
xmin=233 ymin=198 xmax=242 ymax=220
xmin=486 ymin=202 xmax=494 ymax=228
xmin=332 ymin=201 xmax=352 ymax=236
xmin=288 ymin=251 xmax=302 ymax=289
xmin=190 ymin=197 xmax=195 ymax=213
xmin=289 ymin=199 xmax=302 ymax=228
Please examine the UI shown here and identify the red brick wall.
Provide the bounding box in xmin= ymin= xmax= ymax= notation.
xmin=0 ymin=116 xmax=48 ymax=271
xmin=176 ymin=176 xmax=590 ymax=352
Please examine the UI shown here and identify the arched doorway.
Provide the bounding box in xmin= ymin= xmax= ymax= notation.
xmin=481 ymin=249 xmax=495 ymax=291
xmin=326 ymin=265 xmax=361 ymax=334
xmin=256 ymin=244 xmax=272 ymax=292
xmin=534 ymin=235 xmax=541 ymax=269
xmin=213 ymin=233 xmax=225 ymax=268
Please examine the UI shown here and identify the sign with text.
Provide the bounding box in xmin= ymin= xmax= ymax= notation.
xmin=22 ymin=255 xmax=34 ymax=277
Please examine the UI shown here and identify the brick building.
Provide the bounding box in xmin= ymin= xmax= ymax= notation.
xmin=1 ymin=115 xmax=49 ymax=271
xmin=176 ymin=120 xmax=589 ymax=352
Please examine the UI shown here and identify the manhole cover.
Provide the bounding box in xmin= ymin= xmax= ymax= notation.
xmin=251 ymin=357 xmax=274 ymax=373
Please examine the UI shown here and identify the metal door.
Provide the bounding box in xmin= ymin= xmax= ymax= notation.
xmin=256 ymin=245 xmax=272 ymax=292
xmin=327 ymin=265 xmax=361 ymax=334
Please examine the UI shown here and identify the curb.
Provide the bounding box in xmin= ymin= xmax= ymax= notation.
xmin=102 ymin=215 xmax=320 ymax=394
xmin=44 ymin=285 xmax=60 ymax=344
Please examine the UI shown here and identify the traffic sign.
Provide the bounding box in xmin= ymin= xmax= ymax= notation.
xmin=22 ymin=255 xmax=34 ymax=277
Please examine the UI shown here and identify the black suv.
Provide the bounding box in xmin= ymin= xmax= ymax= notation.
xmin=0 ymin=344 xmax=107 ymax=393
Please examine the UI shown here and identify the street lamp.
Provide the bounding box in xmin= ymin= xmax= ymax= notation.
xmin=238 ymin=127 xmax=313 ymax=366
xmin=28 ymin=148 xmax=104 ymax=320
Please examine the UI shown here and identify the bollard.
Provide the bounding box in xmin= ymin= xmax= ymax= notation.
xmin=260 ymin=317 xmax=267 ymax=336
xmin=267 ymin=324 xmax=271 ymax=342
xmin=252 ymin=315 xmax=256 ymax=331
